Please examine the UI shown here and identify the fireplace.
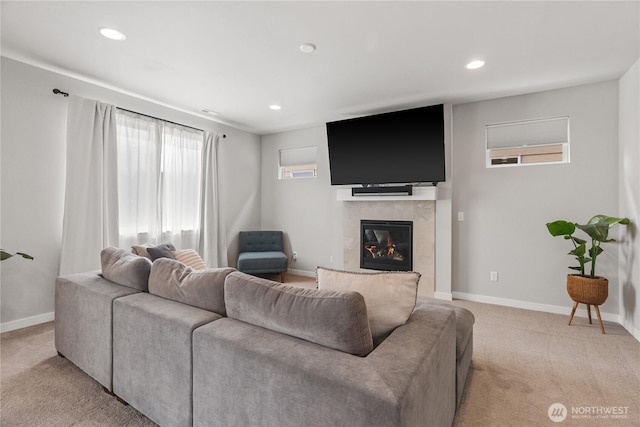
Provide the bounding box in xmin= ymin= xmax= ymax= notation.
xmin=360 ymin=220 xmax=413 ymax=271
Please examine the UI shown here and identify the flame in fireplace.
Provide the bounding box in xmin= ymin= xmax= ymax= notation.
xmin=364 ymin=235 xmax=404 ymax=261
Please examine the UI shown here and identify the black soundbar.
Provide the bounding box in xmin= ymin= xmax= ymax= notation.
xmin=351 ymin=185 xmax=413 ymax=196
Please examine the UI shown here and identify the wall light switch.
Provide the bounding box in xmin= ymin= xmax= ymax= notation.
xmin=457 ymin=212 xmax=465 ymax=221
xmin=490 ymin=271 xmax=498 ymax=282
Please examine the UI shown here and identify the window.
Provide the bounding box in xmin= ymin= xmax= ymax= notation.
xmin=278 ymin=147 xmax=317 ymax=179
xmin=486 ymin=116 xmax=570 ymax=168
xmin=115 ymin=110 xmax=204 ymax=249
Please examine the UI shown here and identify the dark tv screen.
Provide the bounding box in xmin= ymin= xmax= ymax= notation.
xmin=326 ymin=104 xmax=445 ymax=186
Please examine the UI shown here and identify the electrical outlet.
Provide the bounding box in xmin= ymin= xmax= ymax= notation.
xmin=490 ymin=271 xmax=498 ymax=282
xmin=292 ymin=251 xmax=297 ymax=261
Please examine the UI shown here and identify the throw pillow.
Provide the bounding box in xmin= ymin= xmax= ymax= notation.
xmin=173 ymin=249 xmax=207 ymax=270
xmin=224 ymin=271 xmax=374 ymax=356
xmin=146 ymin=243 xmax=177 ymax=261
xmin=316 ymin=267 xmax=420 ymax=342
xmin=132 ymin=243 xmax=176 ymax=259
xmin=131 ymin=243 xmax=154 ymax=258
xmin=101 ymin=246 xmax=153 ymax=291
xmin=148 ymin=258 xmax=235 ymax=316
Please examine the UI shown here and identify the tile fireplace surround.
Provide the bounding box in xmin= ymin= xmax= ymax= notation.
xmin=343 ymin=200 xmax=435 ymax=298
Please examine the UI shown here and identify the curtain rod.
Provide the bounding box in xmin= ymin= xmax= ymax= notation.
xmin=53 ymin=88 xmax=226 ymax=138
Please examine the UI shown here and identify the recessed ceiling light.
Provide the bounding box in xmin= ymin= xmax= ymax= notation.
xmin=269 ymin=104 xmax=282 ymax=111
xmin=466 ymin=60 xmax=485 ymax=70
xmin=99 ymin=27 xmax=126 ymax=41
xmin=201 ymin=109 xmax=219 ymax=115
xmin=299 ymin=43 xmax=316 ymax=53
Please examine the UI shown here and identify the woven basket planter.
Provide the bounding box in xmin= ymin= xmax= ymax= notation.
xmin=566 ymin=274 xmax=608 ymax=305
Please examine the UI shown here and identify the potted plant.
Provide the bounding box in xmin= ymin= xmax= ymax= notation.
xmin=546 ymin=214 xmax=630 ymax=333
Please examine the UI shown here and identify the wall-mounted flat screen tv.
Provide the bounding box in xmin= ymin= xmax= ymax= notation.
xmin=326 ymin=104 xmax=445 ymax=186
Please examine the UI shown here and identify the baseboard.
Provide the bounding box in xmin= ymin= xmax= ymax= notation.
xmin=620 ymin=317 xmax=640 ymax=341
xmin=451 ymin=292 xmax=621 ymax=323
xmin=1 ymin=312 xmax=55 ymax=333
xmin=434 ymin=292 xmax=453 ymax=301
xmin=287 ymin=268 xmax=316 ymax=278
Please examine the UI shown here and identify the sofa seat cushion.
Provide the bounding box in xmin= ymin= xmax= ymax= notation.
xmin=237 ymin=250 xmax=287 ymax=273
xmin=224 ymin=271 xmax=373 ymax=356
xmin=316 ymin=267 xmax=420 ymax=342
xmin=148 ymin=258 xmax=235 ymax=316
xmin=101 ymin=247 xmax=152 ymax=291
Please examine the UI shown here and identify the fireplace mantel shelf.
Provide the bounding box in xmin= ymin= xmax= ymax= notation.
xmin=337 ymin=186 xmax=437 ymax=202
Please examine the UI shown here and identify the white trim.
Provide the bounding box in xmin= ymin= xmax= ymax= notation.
xmin=620 ymin=317 xmax=640 ymax=342
xmin=452 ymin=292 xmax=621 ymax=323
xmin=434 ymin=292 xmax=453 ymax=301
xmin=1 ymin=312 xmax=55 ymax=333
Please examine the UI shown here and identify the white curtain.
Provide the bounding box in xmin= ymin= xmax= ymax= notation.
xmin=200 ymin=132 xmax=228 ymax=267
xmin=115 ymin=111 xmax=162 ymax=249
xmin=59 ymin=96 xmax=119 ymax=275
xmin=60 ymin=99 xmax=227 ymax=273
xmin=115 ymin=112 xmax=227 ymax=267
xmin=160 ymin=123 xmax=203 ymax=250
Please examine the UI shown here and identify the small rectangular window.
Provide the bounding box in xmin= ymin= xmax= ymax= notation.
xmin=278 ymin=147 xmax=317 ymax=180
xmin=486 ymin=116 xmax=569 ymax=168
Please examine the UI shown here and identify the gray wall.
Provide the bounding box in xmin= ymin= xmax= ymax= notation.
xmin=452 ymin=81 xmax=621 ymax=315
xmin=618 ymin=59 xmax=640 ymax=339
xmin=0 ymin=57 xmax=261 ymax=330
xmin=260 ymin=126 xmax=343 ymax=274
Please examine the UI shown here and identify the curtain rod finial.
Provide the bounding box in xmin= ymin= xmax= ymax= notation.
xmin=53 ymin=88 xmax=69 ymax=97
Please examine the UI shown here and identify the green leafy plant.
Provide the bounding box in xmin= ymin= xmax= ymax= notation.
xmin=546 ymin=215 xmax=630 ymax=278
xmin=0 ymin=250 xmax=34 ymax=261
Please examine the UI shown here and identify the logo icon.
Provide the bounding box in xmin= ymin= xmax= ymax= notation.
xmin=548 ymin=403 xmax=568 ymax=423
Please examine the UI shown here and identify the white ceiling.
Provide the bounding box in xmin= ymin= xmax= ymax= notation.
xmin=2 ymin=1 xmax=639 ymax=135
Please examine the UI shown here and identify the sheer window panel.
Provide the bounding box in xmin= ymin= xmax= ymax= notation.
xmin=115 ymin=112 xmax=204 ymax=250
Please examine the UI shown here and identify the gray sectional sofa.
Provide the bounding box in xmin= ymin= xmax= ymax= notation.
xmin=55 ymin=247 xmax=474 ymax=427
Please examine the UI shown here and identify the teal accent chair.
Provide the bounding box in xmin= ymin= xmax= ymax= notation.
xmin=237 ymin=231 xmax=288 ymax=282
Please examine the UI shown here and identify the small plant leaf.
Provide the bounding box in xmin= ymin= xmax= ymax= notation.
xmin=569 ymin=243 xmax=586 ymax=257
xmin=0 ymin=250 xmax=34 ymax=261
xmin=572 ymin=237 xmax=586 ymax=245
xmin=547 ymin=220 xmax=575 ymax=236
xmin=589 ymin=246 xmax=604 ymax=258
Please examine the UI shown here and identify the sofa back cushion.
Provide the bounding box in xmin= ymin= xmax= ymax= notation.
xmin=224 ymin=271 xmax=373 ymax=356
xmin=148 ymin=258 xmax=235 ymax=316
xmin=316 ymin=267 xmax=420 ymax=342
xmin=101 ymin=247 xmax=153 ymax=291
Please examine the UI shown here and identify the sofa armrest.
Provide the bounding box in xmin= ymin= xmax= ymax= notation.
xmin=55 ymin=271 xmax=140 ymax=390
xmin=192 ymin=304 xmax=456 ymax=427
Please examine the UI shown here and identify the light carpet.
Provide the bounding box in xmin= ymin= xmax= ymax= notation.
xmin=2 ymin=296 xmax=638 ymax=426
